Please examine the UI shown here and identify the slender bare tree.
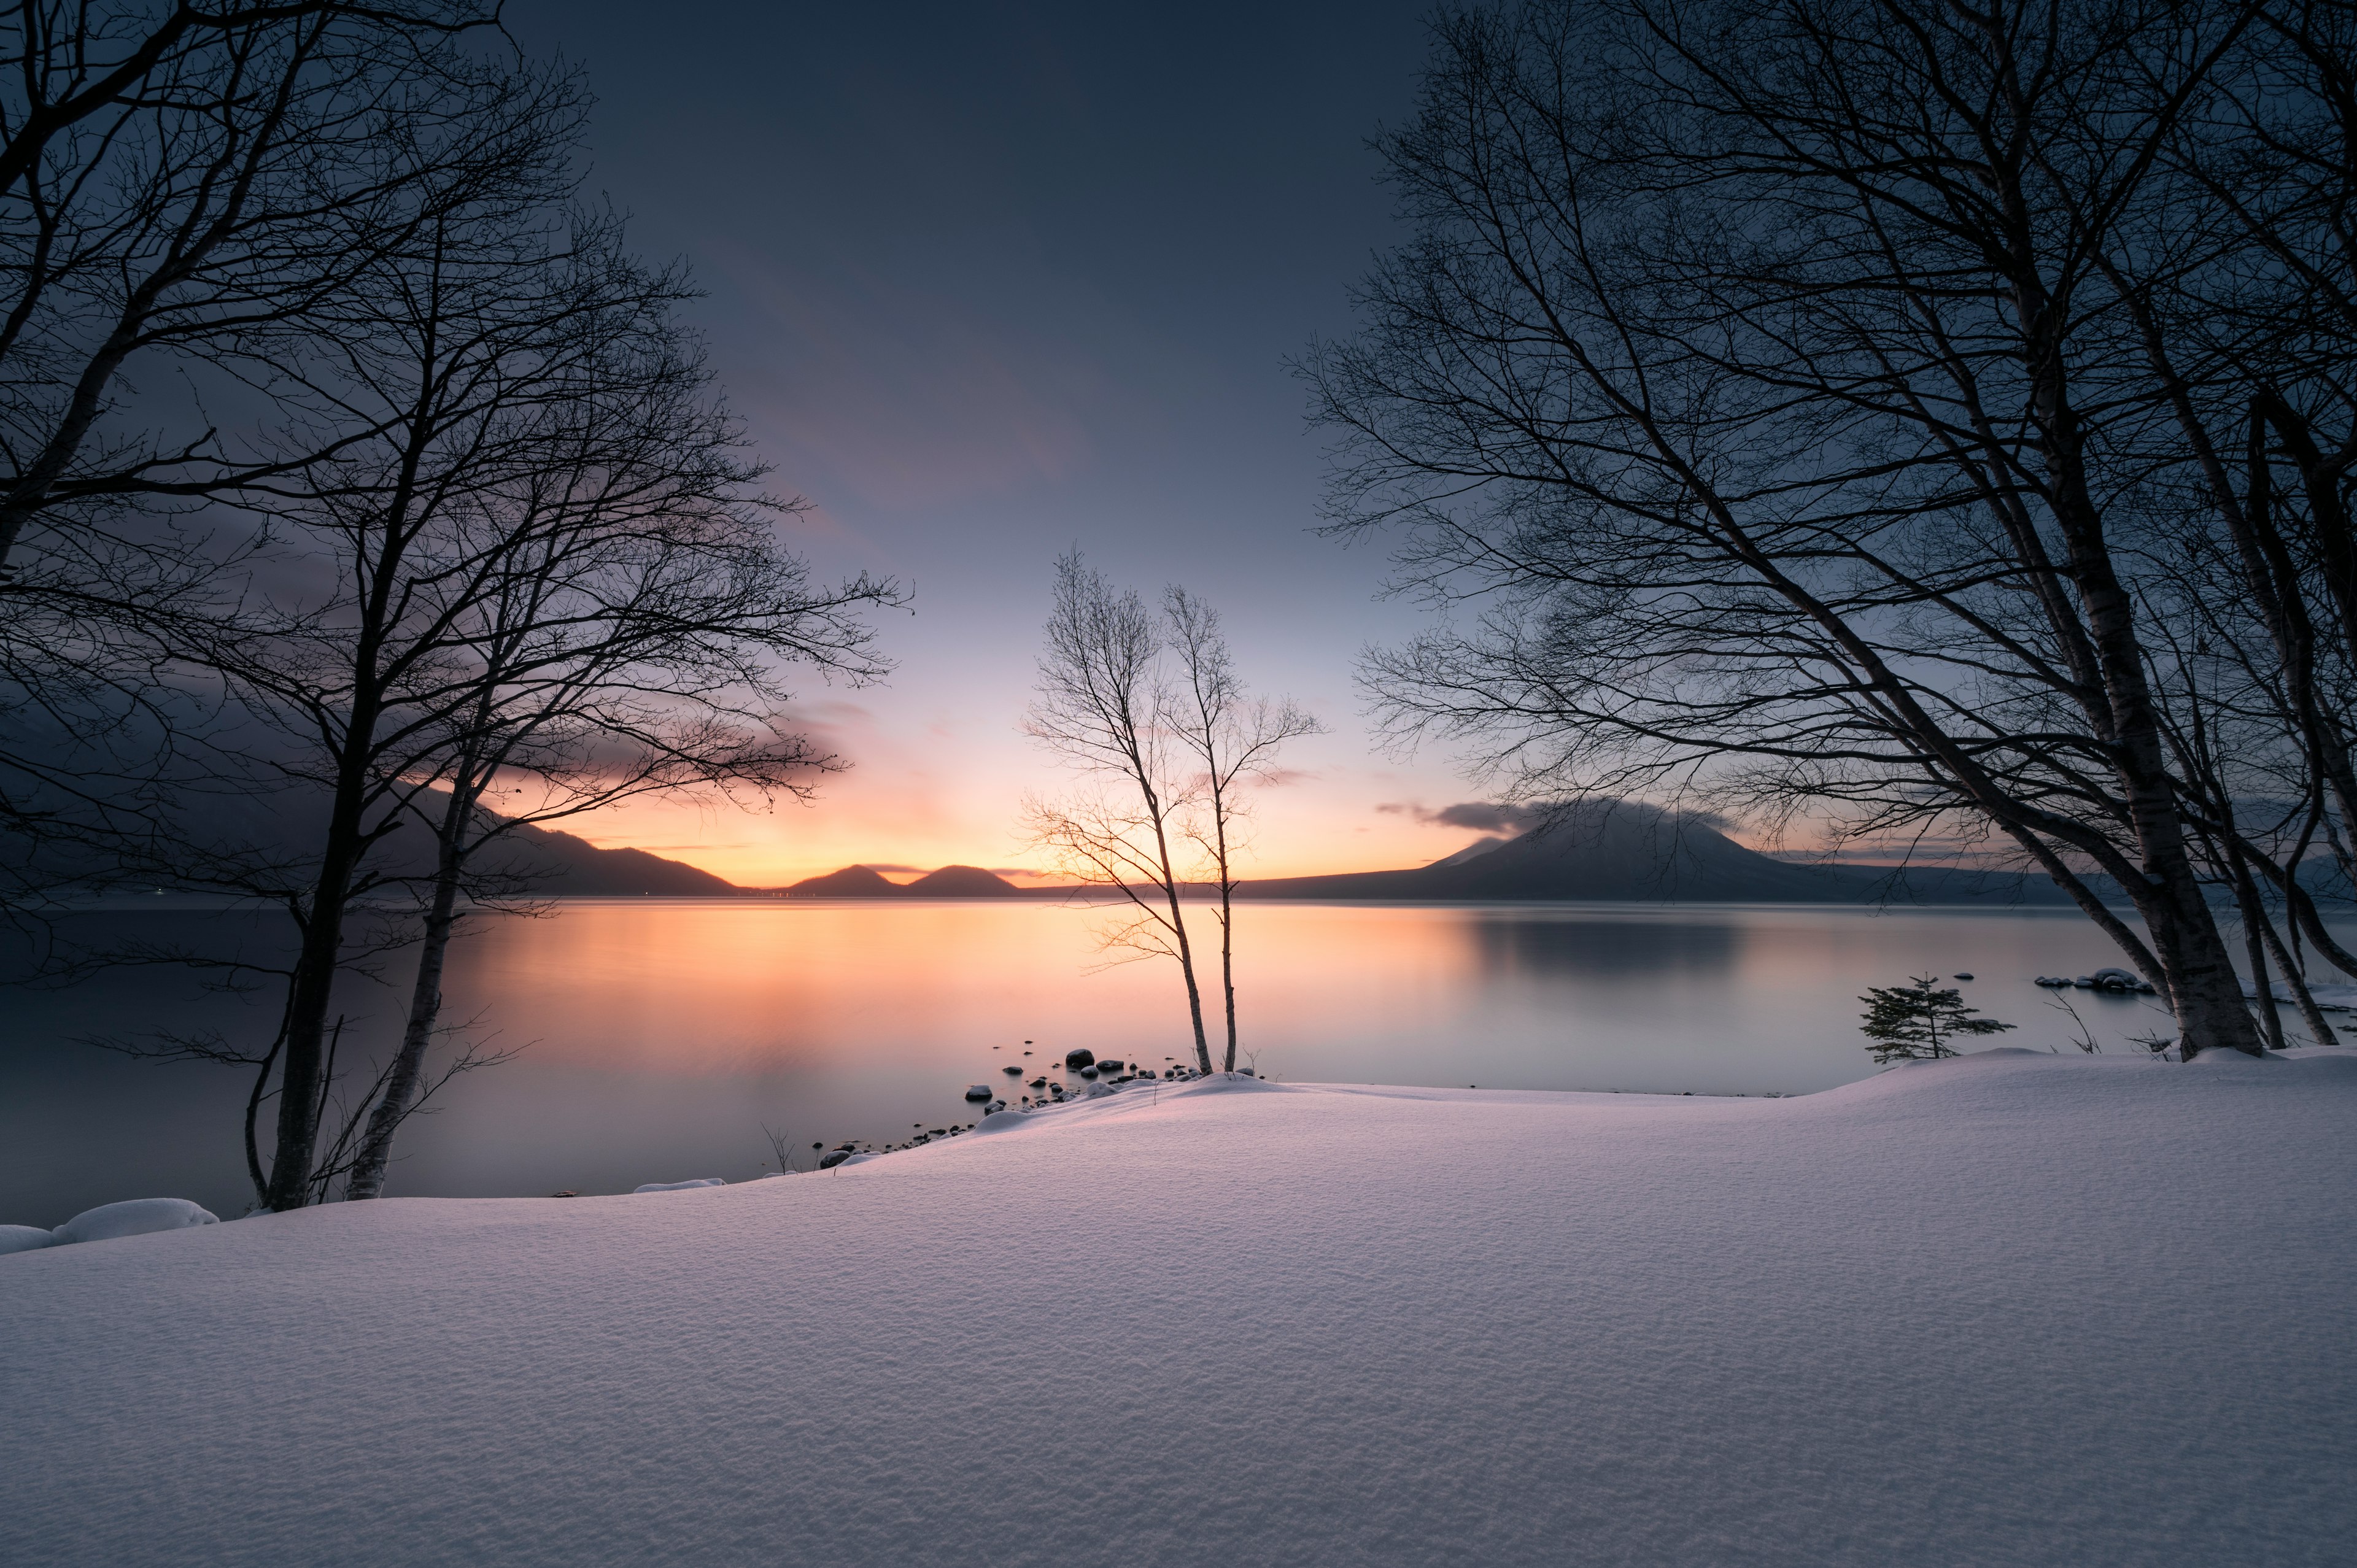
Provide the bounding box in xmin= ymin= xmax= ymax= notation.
xmin=1024 ymin=552 xmax=1212 ymax=1073
xmin=1163 ymin=586 xmax=1321 ymax=1072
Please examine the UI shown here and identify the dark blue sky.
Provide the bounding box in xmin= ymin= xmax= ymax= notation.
xmin=504 ymin=0 xmax=1478 ymax=881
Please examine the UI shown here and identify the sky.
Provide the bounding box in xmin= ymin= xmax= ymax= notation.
xmin=500 ymin=0 xmax=1503 ymax=887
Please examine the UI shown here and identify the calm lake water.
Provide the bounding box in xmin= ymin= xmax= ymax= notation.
xmin=0 ymin=897 xmax=2309 ymax=1226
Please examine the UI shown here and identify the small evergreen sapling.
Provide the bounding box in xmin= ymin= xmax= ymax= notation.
xmin=1858 ymin=975 xmax=2015 ymax=1064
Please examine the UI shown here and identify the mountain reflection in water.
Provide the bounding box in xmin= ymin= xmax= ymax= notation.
xmin=0 ymin=898 xmax=2248 ymax=1224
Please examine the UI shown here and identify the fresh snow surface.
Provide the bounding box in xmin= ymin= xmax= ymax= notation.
xmin=2 ymin=1050 xmax=2351 ymax=1568
xmin=629 ymin=1178 xmax=726 ymax=1193
xmin=46 ymin=1197 xmax=217 ymax=1245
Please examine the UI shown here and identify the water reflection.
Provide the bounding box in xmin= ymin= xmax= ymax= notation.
xmin=1 ymin=898 xmax=2332 ymax=1226
xmin=1464 ymin=908 xmax=1741 ymax=979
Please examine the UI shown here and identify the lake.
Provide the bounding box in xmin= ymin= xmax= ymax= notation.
xmin=0 ymin=897 xmax=2308 ymax=1226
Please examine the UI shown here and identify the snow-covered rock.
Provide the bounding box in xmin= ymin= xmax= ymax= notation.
xmin=630 ymin=1178 xmax=725 ymax=1194
xmin=2 ymin=1052 xmax=2353 ymax=1567
xmin=0 ymin=1224 xmax=53 ymax=1255
xmin=48 ymin=1198 xmax=218 ymax=1246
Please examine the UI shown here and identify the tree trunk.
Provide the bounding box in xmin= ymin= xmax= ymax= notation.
xmin=2024 ymin=349 xmax=2258 ymax=1058
xmin=260 ymin=751 xmax=375 ymax=1210
xmin=1156 ymin=855 xmax=1212 ymax=1075
xmin=1132 ymin=764 xmax=1212 ymax=1075
xmin=2231 ymin=859 xmax=2286 ymax=1052
xmin=2250 ymin=900 xmax=2340 ymax=1048
xmin=345 ymin=795 xmax=470 ymax=1200
xmin=1215 ymin=809 xmax=1239 ymax=1073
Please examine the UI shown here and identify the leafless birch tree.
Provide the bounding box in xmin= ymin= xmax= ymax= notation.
xmin=1024 ymin=552 xmax=1212 ymax=1073
xmin=1163 ymin=587 xmax=1320 ymax=1072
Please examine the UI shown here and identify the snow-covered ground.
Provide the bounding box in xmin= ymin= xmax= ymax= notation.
xmin=2 ymin=1049 xmax=2351 ymax=1567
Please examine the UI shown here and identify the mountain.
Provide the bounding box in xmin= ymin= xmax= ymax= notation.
xmin=772 ymin=804 xmax=2076 ymax=905
xmin=784 ymin=864 xmax=905 ymax=897
xmin=17 ymin=777 xmax=744 ymax=897
xmin=902 ymin=865 xmax=1021 ymax=897
xmin=493 ymin=824 xmax=738 ymax=895
xmin=781 ymin=864 xmax=1023 ymax=897
xmin=1237 ymin=801 xmax=2075 ymax=905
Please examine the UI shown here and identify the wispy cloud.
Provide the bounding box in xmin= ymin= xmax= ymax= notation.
xmin=1376 ymin=800 xmax=1544 ymax=835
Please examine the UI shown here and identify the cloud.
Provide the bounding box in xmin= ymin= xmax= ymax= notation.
xmin=1376 ymin=800 xmax=1545 ymax=835
xmin=1378 ymin=798 xmax=1738 ymax=836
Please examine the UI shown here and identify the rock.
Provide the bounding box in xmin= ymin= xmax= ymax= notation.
xmin=549 ymin=1190 xmax=578 ymax=1198
xmin=1098 ymin=1059 xmax=1124 ymax=1072
xmin=2035 ymin=976 xmax=2072 ymax=987
xmin=632 ymin=1178 xmax=726 ymax=1194
xmin=51 ymin=1198 xmax=220 ymax=1245
xmin=1078 ymin=1066 xmax=1099 ymax=1080
xmin=1001 ymin=1065 xmax=1023 ymax=1076
xmin=818 ymin=1149 xmax=853 ymax=1170
xmin=0 ymin=1224 xmax=55 ymax=1255
xmin=1028 ymin=1077 xmax=1048 ymax=1087
xmin=1064 ymin=1048 xmax=1095 ymax=1069
xmin=964 ymin=1084 xmax=994 ymax=1100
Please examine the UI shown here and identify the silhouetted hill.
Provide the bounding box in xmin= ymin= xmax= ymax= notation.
xmin=1237 ymin=801 xmax=2076 ymax=905
xmin=780 ymin=864 xmax=1023 ymax=897
xmin=785 ymin=864 xmax=905 ymax=897
xmin=495 ymin=824 xmax=738 ymax=895
xmin=902 ymin=865 xmax=1020 ymax=897
xmin=18 ymin=778 xmax=744 ymax=897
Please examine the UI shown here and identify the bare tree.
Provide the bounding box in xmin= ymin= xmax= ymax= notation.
xmin=0 ymin=0 xmax=519 ymax=571
xmin=156 ymin=172 xmax=892 ymax=1208
xmin=339 ymin=322 xmax=892 ymax=1200
xmin=1024 ymin=552 xmax=1212 ymax=1073
xmin=1306 ymin=0 xmax=2357 ymax=1058
xmin=1163 ymin=586 xmax=1320 ymax=1072
xmin=0 ymin=0 xmax=563 ymax=927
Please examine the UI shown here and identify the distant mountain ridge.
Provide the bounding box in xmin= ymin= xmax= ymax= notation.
xmin=1237 ymin=801 xmax=2075 ymax=905
xmin=24 ymin=778 xmax=743 ymax=898
xmin=778 ymin=805 xmax=2078 ymax=905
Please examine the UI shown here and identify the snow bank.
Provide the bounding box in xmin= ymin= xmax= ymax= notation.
xmin=46 ymin=1197 xmax=217 ymax=1246
xmin=0 ymin=1224 xmax=52 ymax=1254
xmin=2 ymin=1052 xmax=2351 ymax=1567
